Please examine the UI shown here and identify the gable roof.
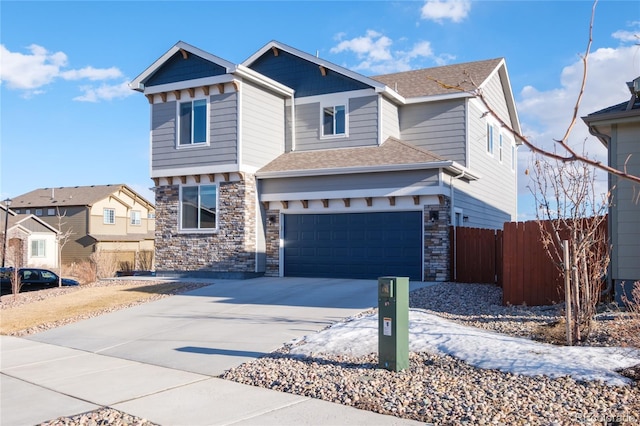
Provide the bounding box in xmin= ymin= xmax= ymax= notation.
xmin=372 ymin=58 xmax=503 ymax=99
xmin=0 ymin=206 xmax=58 ymax=234
xmin=130 ymin=41 xmax=236 ymax=91
xmin=243 ymin=40 xmax=403 ymax=103
xmin=10 ymin=184 xmax=154 ymax=210
xmin=256 ymin=138 xmax=478 ymax=180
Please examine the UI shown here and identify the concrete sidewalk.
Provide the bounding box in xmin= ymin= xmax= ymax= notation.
xmin=1 ymin=277 xmax=427 ymax=425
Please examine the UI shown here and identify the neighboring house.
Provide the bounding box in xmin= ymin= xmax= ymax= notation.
xmin=1 ymin=204 xmax=59 ymax=269
xmin=582 ymin=76 xmax=640 ymax=304
xmin=10 ymin=184 xmax=155 ymax=268
xmin=130 ymin=40 xmax=521 ymax=281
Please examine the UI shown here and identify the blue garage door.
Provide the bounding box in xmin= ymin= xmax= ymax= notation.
xmin=284 ymin=211 xmax=422 ymax=280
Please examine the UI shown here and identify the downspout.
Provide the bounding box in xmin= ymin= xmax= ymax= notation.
xmin=450 ymin=170 xmax=466 ymax=281
xmin=587 ymin=125 xmax=613 ymax=298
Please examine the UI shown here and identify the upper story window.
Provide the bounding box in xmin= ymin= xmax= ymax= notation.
xmin=179 ymin=99 xmax=208 ymax=146
xmin=486 ymin=123 xmax=495 ymax=155
xmin=511 ymin=142 xmax=516 ymax=172
xmin=181 ymin=184 xmax=217 ymax=231
xmin=104 ymin=208 xmax=115 ymax=225
xmin=48 ymin=208 xmax=56 ymax=216
xmin=35 ymin=209 xmax=43 ymax=216
xmin=322 ymin=105 xmax=346 ymax=137
xmin=498 ymin=134 xmax=503 ymax=163
xmin=130 ymin=210 xmax=141 ymax=226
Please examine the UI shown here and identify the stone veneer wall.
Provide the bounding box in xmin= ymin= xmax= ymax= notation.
xmin=154 ymin=175 xmax=258 ymax=274
xmin=423 ymin=198 xmax=451 ymax=281
xmin=264 ymin=209 xmax=280 ymax=277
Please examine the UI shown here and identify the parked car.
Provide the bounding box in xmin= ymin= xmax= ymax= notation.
xmin=0 ymin=268 xmax=79 ymax=289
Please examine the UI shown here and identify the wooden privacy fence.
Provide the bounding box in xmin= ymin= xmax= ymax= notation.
xmin=450 ymin=218 xmax=608 ymax=306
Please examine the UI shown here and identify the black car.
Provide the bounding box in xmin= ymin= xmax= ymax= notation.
xmin=0 ymin=268 xmax=79 ymax=288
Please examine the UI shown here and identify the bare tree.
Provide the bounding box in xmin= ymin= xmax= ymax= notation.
xmin=54 ymin=207 xmax=74 ymax=287
xmin=426 ymin=0 xmax=640 ymax=185
xmin=426 ymin=0 xmax=637 ymax=343
xmin=7 ymin=238 xmax=25 ymax=298
xmin=529 ymin=151 xmax=610 ymax=343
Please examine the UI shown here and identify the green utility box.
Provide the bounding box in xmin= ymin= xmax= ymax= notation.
xmin=378 ymin=276 xmax=409 ymax=371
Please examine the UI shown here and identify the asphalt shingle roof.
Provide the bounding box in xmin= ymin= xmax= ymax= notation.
xmin=10 ymin=184 xmax=145 ymax=209
xmin=372 ymin=58 xmax=503 ymax=98
xmin=258 ymin=138 xmax=447 ymax=175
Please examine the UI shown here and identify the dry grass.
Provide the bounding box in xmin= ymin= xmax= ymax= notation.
xmin=0 ymin=281 xmax=206 ymax=335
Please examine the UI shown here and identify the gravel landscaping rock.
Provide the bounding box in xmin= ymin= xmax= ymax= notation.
xmin=6 ymin=281 xmax=638 ymax=425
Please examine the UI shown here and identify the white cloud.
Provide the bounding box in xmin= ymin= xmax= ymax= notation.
xmin=0 ymin=44 xmax=126 ymax=101
xmin=612 ymin=30 xmax=639 ymax=43
xmin=0 ymin=44 xmax=67 ymax=90
xmin=421 ymin=0 xmax=471 ymax=24
xmin=61 ymin=66 xmax=123 ymax=81
xmin=331 ymin=31 xmax=453 ymax=74
xmin=73 ymin=80 xmax=134 ymax=102
xmin=516 ymin=43 xmax=639 ymax=216
xmin=331 ymin=30 xmax=393 ymax=62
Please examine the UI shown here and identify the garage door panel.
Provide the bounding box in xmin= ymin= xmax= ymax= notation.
xmin=284 ymin=212 xmax=422 ymax=280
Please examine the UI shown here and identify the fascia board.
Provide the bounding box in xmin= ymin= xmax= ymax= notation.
xmin=256 ymin=161 xmax=479 ymax=180
xmin=243 ymin=40 xmax=388 ymax=92
xmin=130 ymin=41 xmax=236 ymax=91
xmin=582 ymin=109 xmax=640 ymax=126
xmin=141 ymin=75 xmax=235 ymax=95
xmin=403 ymin=91 xmax=471 ymax=104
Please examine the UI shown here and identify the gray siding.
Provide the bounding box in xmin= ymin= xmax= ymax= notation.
xmin=399 ymin=99 xmax=467 ymax=164
xmin=294 ymin=95 xmax=379 ymax=151
xmin=452 ymin=100 xmax=516 ymax=229
xmin=261 ymin=169 xmax=440 ymax=197
xmin=241 ymin=81 xmax=286 ymax=168
xmin=482 ymin=71 xmax=511 ymax=124
xmin=381 ymin=97 xmax=400 ymax=141
xmin=611 ymin=122 xmax=640 ymax=281
xmin=151 ymin=93 xmax=238 ymax=172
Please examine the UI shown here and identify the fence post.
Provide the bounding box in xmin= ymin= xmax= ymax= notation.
xmin=563 ymin=240 xmax=572 ymax=345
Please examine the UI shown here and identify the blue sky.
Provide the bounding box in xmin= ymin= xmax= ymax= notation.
xmin=1 ymin=0 xmax=638 ymax=220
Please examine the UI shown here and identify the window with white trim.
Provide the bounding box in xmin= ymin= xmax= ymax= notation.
xmin=103 ymin=208 xmax=115 ymax=224
xmin=131 ymin=210 xmax=141 ymax=226
xmin=499 ymin=134 xmax=503 ymax=163
xmin=181 ymin=185 xmax=217 ymax=230
xmin=322 ymin=105 xmax=346 ymax=136
xmin=31 ymin=239 xmax=46 ymax=257
xmin=178 ymin=98 xmax=208 ymax=145
xmin=486 ymin=123 xmax=495 ymax=155
xmin=48 ymin=208 xmax=56 ymax=216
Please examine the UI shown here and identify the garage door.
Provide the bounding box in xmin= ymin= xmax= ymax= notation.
xmin=284 ymin=211 xmax=422 ymax=280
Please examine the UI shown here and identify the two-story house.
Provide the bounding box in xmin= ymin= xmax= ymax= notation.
xmin=130 ymin=40 xmax=521 ymax=281
xmin=582 ymin=76 xmax=640 ymax=304
xmin=10 ymin=184 xmax=155 ymax=269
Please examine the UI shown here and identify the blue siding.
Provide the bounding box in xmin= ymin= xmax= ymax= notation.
xmin=248 ymin=50 xmax=371 ymax=96
xmin=145 ymin=52 xmax=227 ymax=87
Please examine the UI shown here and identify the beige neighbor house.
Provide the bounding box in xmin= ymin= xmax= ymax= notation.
xmin=582 ymin=76 xmax=640 ymax=305
xmin=1 ymin=204 xmax=60 ymax=269
xmin=10 ymin=184 xmax=155 ymax=270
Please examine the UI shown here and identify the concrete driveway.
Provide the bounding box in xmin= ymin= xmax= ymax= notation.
xmin=1 ymin=277 xmax=427 ymax=425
